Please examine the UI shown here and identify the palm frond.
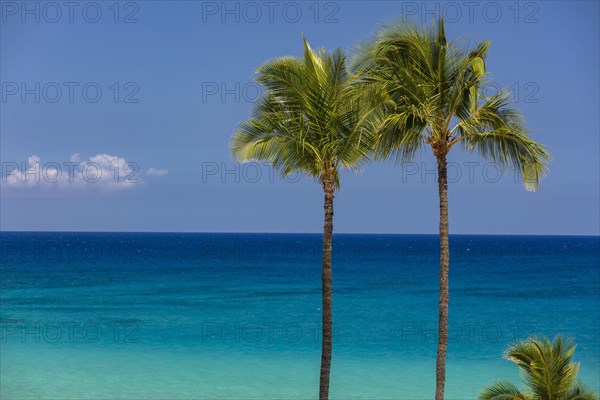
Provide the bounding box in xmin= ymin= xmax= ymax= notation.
xmin=478 ymin=380 xmax=532 ymax=400
xmin=564 ymin=382 xmax=600 ymax=400
xmin=490 ymin=336 xmax=599 ymax=400
xmin=450 ymin=90 xmax=550 ymax=191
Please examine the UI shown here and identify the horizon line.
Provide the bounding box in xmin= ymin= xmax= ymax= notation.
xmin=0 ymin=230 xmax=598 ymax=237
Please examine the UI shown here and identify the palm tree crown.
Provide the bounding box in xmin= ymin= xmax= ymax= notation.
xmin=231 ymin=37 xmax=383 ymax=190
xmin=479 ymin=336 xmax=598 ymax=400
xmin=352 ymin=18 xmax=550 ymax=189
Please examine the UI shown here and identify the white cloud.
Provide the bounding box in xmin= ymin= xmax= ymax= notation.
xmin=28 ymin=155 xmax=41 ymax=165
xmin=147 ymin=167 xmax=169 ymax=177
xmin=1 ymin=153 xmax=143 ymax=192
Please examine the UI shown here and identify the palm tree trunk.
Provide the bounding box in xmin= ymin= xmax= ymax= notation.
xmin=319 ymin=183 xmax=334 ymax=400
xmin=435 ymin=154 xmax=450 ymax=400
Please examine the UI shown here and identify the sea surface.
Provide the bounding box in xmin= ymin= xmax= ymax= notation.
xmin=1 ymin=232 xmax=598 ymax=399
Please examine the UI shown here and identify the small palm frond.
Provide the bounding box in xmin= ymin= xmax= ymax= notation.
xmin=478 ymin=380 xmax=532 ymax=400
xmin=563 ymin=382 xmax=600 ymax=400
xmin=505 ymin=336 xmax=581 ymax=400
xmin=480 ymin=336 xmax=598 ymax=400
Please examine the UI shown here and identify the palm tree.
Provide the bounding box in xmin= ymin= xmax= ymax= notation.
xmin=352 ymin=18 xmax=550 ymax=399
xmin=479 ymin=335 xmax=598 ymax=400
xmin=230 ymin=37 xmax=385 ymax=399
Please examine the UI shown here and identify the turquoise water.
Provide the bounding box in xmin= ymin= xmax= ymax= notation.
xmin=1 ymin=232 xmax=598 ymax=399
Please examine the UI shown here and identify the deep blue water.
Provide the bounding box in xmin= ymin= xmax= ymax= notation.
xmin=1 ymin=232 xmax=599 ymax=399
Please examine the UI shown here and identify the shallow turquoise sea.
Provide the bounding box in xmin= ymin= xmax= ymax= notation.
xmin=1 ymin=232 xmax=598 ymax=399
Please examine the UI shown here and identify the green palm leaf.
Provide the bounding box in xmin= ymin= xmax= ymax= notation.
xmin=478 ymin=380 xmax=532 ymax=400
xmin=479 ymin=336 xmax=599 ymax=400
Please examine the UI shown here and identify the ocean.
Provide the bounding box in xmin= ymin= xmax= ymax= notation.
xmin=1 ymin=232 xmax=598 ymax=399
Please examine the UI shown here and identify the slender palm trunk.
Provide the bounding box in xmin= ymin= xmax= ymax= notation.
xmin=435 ymin=153 xmax=450 ymax=400
xmin=319 ymin=183 xmax=334 ymax=400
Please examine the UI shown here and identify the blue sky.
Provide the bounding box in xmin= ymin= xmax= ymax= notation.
xmin=1 ymin=1 xmax=598 ymax=235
